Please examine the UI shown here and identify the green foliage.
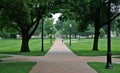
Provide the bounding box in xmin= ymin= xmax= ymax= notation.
xmin=85 ymin=24 xmax=95 ymax=35
xmin=89 ymin=0 xmax=120 ymax=27
xmin=0 ymin=0 xmax=57 ymax=52
xmin=71 ymin=0 xmax=90 ymax=32
xmin=100 ymin=28 xmax=106 ymax=37
xmin=44 ymin=18 xmax=56 ymax=35
xmin=0 ymin=31 xmax=10 ymax=39
xmin=61 ymin=19 xmax=79 ymax=35
xmin=111 ymin=18 xmax=120 ymax=36
xmin=88 ymin=62 xmax=120 ymax=73
xmin=89 ymin=0 xmax=106 ymax=24
xmin=2 ymin=0 xmax=30 ymax=26
xmin=0 ymin=62 xmax=36 ymax=73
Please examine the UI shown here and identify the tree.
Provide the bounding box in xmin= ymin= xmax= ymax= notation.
xmin=0 ymin=0 xmax=55 ymax=52
xmin=61 ymin=0 xmax=120 ymax=51
xmin=111 ymin=18 xmax=120 ymax=37
xmin=61 ymin=19 xmax=79 ymax=38
xmin=44 ymin=17 xmax=56 ymax=36
xmin=89 ymin=0 xmax=120 ymax=51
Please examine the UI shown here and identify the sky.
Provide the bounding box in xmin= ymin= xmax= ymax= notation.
xmin=52 ymin=13 xmax=62 ymax=24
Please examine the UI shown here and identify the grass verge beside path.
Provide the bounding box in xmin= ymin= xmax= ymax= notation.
xmin=0 ymin=38 xmax=54 ymax=56
xmin=0 ymin=62 xmax=36 ymax=73
xmin=113 ymin=57 xmax=120 ymax=59
xmin=0 ymin=54 xmax=11 ymax=58
xmin=65 ymin=38 xmax=120 ymax=56
xmin=0 ymin=54 xmax=12 ymax=62
xmin=88 ymin=62 xmax=120 ymax=73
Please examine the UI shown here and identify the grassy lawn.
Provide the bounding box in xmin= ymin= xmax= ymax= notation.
xmin=0 ymin=54 xmax=12 ymax=58
xmin=113 ymin=56 xmax=120 ymax=59
xmin=88 ymin=62 xmax=120 ymax=73
xmin=0 ymin=54 xmax=12 ymax=62
xmin=65 ymin=38 xmax=120 ymax=56
xmin=0 ymin=38 xmax=54 ymax=56
xmin=0 ymin=62 xmax=36 ymax=73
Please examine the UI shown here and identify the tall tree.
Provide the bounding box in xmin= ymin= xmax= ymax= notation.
xmin=61 ymin=19 xmax=79 ymax=38
xmin=89 ymin=0 xmax=120 ymax=51
xmin=60 ymin=0 xmax=120 ymax=51
xmin=44 ymin=17 xmax=56 ymax=35
xmin=0 ymin=0 xmax=55 ymax=52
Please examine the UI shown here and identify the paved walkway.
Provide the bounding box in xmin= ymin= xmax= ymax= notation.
xmin=1 ymin=37 xmax=120 ymax=73
xmin=30 ymin=37 xmax=97 ymax=73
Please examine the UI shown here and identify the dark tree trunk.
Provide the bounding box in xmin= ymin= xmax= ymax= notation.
xmin=20 ymin=30 xmax=30 ymax=52
xmin=92 ymin=27 xmax=100 ymax=51
xmin=92 ymin=8 xmax=101 ymax=51
xmin=74 ymin=33 xmax=77 ymax=38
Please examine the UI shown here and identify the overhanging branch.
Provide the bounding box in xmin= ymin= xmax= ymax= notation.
xmin=111 ymin=12 xmax=120 ymax=21
xmin=28 ymin=17 xmax=41 ymax=39
xmin=100 ymin=12 xmax=120 ymax=28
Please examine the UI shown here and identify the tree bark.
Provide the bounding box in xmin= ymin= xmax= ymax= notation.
xmin=74 ymin=33 xmax=77 ymax=38
xmin=92 ymin=7 xmax=101 ymax=51
xmin=20 ymin=30 xmax=30 ymax=52
xmin=92 ymin=27 xmax=100 ymax=51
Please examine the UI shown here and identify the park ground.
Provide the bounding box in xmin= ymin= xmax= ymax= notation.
xmin=0 ymin=37 xmax=120 ymax=73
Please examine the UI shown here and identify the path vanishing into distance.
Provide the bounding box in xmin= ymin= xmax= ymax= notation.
xmin=1 ymin=37 xmax=120 ymax=73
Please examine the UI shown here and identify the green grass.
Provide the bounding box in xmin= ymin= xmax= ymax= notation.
xmin=88 ymin=62 xmax=120 ymax=73
xmin=0 ymin=54 xmax=12 ymax=58
xmin=0 ymin=38 xmax=54 ymax=56
xmin=65 ymin=38 xmax=120 ymax=56
xmin=0 ymin=62 xmax=36 ymax=73
xmin=0 ymin=54 xmax=12 ymax=62
xmin=113 ymin=56 xmax=120 ymax=59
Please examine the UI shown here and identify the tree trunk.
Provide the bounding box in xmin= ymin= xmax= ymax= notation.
xmin=66 ymin=34 xmax=68 ymax=38
xmin=92 ymin=8 xmax=101 ymax=51
xmin=74 ymin=33 xmax=77 ymax=38
xmin=20 ymin=30 xmax=30 ymax=52
xmin=92 ymin=28 xmax=100 ymax=51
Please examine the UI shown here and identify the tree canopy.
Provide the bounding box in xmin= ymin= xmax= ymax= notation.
xmin=0 ymin=0 xmax=56 ymax=52
xmin=0 ymin=0 xmax=120 ymax=52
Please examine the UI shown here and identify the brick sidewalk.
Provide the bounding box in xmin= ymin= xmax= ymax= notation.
xmin=1 ymin=37 xmax=120 ymax=73
xmin=30 ymin=37 xmax=97 ymax=73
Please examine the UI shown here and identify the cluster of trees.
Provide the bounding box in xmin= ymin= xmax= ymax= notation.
xmin=0 ymin=0 xmax=120 ymax=52
xmin=0 ymin=0 xmax=57 ymax=52
xmin=56 ymin=0 xmax=120 ymax=51
xmin=34 ymin=17 xmax=56 ymax=37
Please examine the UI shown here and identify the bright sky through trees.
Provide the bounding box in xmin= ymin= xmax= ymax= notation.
xmin=52 ymin=13 xmax=62 ymax=24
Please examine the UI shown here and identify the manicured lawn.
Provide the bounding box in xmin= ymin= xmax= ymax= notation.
xmin=113 ymin=56 xmax=120 ymax=59
xmin=65 ymin=38 xmax=120 ymax=56
xmin=0 ymin=54 xmax=12 ymax=62
xmin=0 ymin=62 xmax=36 ymax=73
xmin=0 ymin=54 xmax=11 ymax=58
xmin=88 ymin=62 xmax=120 ymax=73
xmin=0 ymin=38 xmax=54 ymax=56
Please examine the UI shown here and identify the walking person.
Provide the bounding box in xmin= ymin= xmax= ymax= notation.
xmin=62 ymin=39 xmax=64 ymax=44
